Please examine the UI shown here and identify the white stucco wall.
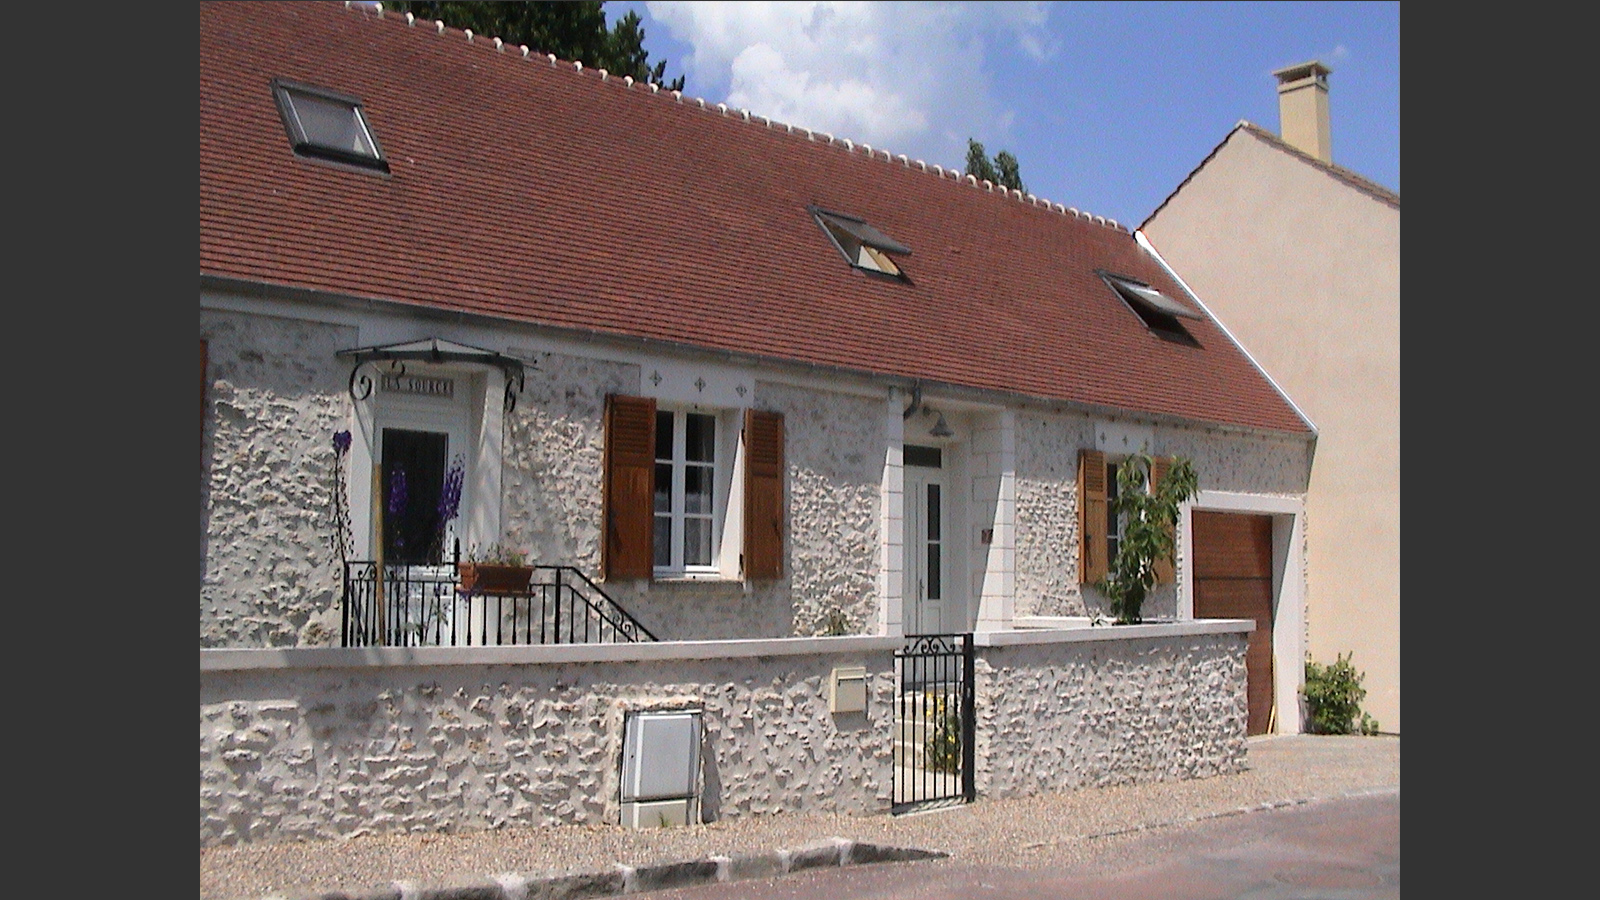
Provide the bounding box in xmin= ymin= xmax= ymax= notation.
xmin=1143 ymin=129 xmax=1401 ymax=731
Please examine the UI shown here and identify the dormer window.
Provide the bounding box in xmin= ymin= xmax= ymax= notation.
xmin=271 ymin=78 xmax=389 ymax=173
xmin=810 ymin=206 xmax=911 ymax=278
xmin=1100 ymin=271 xmax=1202 ymax=345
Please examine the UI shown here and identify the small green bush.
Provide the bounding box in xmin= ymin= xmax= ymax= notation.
xmin=1302 ymin=652 xmax=1381 ymax=735
xmin=924 ymin=692 xmax=963 ymax=774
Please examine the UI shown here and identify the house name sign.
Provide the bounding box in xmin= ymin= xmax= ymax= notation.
xmin=381 ymin=373 xmax=454 ymax=398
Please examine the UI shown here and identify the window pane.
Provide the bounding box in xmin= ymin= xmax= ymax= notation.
xmin=927 ymin=484 xmax=941 ymax=541
xmin=292 ymin=91 xmax=375 ymax=156
xmin=927 ymin=544 xmax=941 ymax=600
xmin=654 ymin=513 xmax=671 ymax=568
xmin=655 ymin=463 xmax=672 ymax=513
xmin=685 ymin=517 xmax=711 ymax=566
xmin=684 ymin=464 xmax=712 ymax=514
xmin=656 ymin=411 xmax=673 ymax=463
xmin=685 ymin=413 xmax=715 ymax=462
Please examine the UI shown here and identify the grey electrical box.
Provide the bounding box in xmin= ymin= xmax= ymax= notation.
xmin=829 ymin=666 xmax=868 ymax=714
xmin=620 ymin=709 xmax=702 ymax=828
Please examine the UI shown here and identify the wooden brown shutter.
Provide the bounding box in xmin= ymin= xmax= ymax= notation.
xmin=1150 ymin=455 xmax=1176 ymax=584
xmin=1078 ymin=449 xmax=1108 ymax=584
xmin=743 ymin=408 xmax=784 ymax=580
xmin=603 ymin=394 xmax=656 ymax=580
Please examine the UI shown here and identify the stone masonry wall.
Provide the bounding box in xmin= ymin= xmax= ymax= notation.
xmin=200 ymin=649 xmax=896 ymax=847
xmin=757 ymin=382 xmax=882 ymax=637
xmin=201 ymin=308 xmax=890 ymax=647
xmin=1013 ymin=411 xmax=1309 ymax=619
xmin=200 ymin=309 xmax=356 ymax=648
xmin=200 ymin=628 xmax=1248 ymax=847
xmin=975 ymin=632 xmax=1249 ymax=798
xmin=500 ymin=349 xmax=635 ymax=580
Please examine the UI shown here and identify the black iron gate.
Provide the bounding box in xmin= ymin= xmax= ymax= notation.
xmin=893 ymin=633 xmax=976 ymax=812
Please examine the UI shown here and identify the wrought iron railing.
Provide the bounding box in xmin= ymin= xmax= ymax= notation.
xmin=341 ymin=560 xmax=657 ymax=647
xmin=893 ymin=633 xmax=976 ymax=812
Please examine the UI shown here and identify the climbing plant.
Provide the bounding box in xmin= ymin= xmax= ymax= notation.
xmin=1097 ymin=452 xmax=1198 ymax=624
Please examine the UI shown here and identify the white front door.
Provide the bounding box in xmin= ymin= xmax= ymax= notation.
xmin=905 ymin=462 xmax=949 ymax=635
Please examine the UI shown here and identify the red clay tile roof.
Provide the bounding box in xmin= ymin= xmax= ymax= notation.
xmin=200 ymin=1 xmax=1311 ymax=435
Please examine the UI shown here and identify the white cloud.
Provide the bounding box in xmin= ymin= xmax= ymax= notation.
xmin=644 ymin=1 xmax=1056 ymax=170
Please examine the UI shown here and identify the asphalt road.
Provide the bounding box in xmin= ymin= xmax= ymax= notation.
xmin=635 ymin=791 xmax=1400 ymax=900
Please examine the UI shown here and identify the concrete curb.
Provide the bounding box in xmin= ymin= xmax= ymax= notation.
xmin=260 ymin=838 xmax=949 ymax=900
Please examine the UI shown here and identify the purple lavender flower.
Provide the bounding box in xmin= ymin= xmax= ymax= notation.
xmin=333 ymin=429 xmax=352 ymax=455
xmin=437 ymin=455 xmax=465 ymax=525
xmin=388 ymin=467 xmax=408 ymax=519
xmin=433 ymin=455 xmax=465 ymax=560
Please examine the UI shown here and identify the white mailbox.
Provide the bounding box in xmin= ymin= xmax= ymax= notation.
xmin=830 ymin=666 xmax=869 ymax=714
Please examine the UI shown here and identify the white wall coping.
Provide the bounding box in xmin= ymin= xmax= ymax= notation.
xmin=978 ymin=617 xmax=1254 ymax=647
xmin=200 ymin=635 xmax=906 ymax=672
xmin=201 ymin=621 xmax=1254 ymax=672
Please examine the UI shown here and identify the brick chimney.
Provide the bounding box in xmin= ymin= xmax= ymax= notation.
xmin=1272 ymin=61 xmax=1332 ymax=163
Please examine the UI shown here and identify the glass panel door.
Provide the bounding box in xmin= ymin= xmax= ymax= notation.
xmin=905 ymin=466 xmax=948 ymax=635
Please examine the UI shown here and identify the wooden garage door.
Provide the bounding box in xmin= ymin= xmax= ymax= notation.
xmin=1193 ymin=511 xmax=1275 ymax=735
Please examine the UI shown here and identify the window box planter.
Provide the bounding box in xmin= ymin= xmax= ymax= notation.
xmin=457 ymin=563 xmax=534 ymax=594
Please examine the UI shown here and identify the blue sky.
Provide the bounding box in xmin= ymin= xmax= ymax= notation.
xmin=604 ymin=1 xmax=1399 ymax=229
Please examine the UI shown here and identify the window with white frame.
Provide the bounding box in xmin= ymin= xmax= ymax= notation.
xmin=604 ymin=395 xmax=784 ymax=582
xmin=654 ymin=409 xmax=719 ymax=573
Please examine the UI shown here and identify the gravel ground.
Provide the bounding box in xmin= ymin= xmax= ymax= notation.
xmin=199 ymin=734 xmax=1398 ymax=900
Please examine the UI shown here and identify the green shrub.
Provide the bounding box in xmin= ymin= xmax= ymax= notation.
xmin=1302 ymin=652 xmax=1381 ymax=735
xmin=924 ymin=693 xmax=962 ymax=774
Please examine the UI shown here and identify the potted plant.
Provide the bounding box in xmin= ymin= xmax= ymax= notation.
xmin=1096 ymin=452 xmax=1198 ymax=624
xmin=458 ymin=542 xmax=534 ymax=593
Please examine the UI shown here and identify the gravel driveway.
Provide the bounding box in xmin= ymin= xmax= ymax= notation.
xmin=200 ymin=733 xmax=1398 ymax=900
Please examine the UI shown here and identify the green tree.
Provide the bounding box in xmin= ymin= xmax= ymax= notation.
xmin=390 ymin=1 xmax=685 ymax=91
xmin=965 ymin=138 xmax=999 ymax=184
xmin=994 ymin=150 xmax=1024 ymax=193
xmin=1097 ymin=453 xmax=1198 ymax=624
xmin=965 ymin=138 xmax=1025 ymax=192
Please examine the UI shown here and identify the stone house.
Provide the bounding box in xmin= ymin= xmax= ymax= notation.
xmin=200 ymin=2 xmax=1317 ymax=845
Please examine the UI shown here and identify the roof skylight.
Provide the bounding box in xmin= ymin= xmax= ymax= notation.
xmin=1100 ymin=272 xmax=1202 ymax=345
xmin=271 ymin=78 xmax=389 ymax=173
xmin=811 ymin=206 xmax=911 ymax=278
